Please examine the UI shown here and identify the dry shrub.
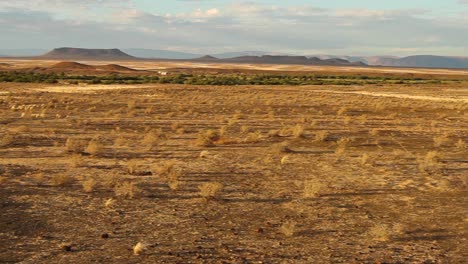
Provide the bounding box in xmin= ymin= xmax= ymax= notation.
xmin=199 ymin=182 xmax=223 ymax=199
xmin=292 ymin=124 xmax=306 ymax=138
xmin=66 ymin=137 xmax=87 ymax=153
xmin=280 ymin=221 xmax=296 ymax=237
xmin=82 ymin=178 xmax=97 ymax=193
xmin=51 ymin=174 xmax=74 ymax=186
xmin=195 ymin=130 xmax=220 ymax=147
xmin=142 ymin=129 xmax=164 ymax=149
xmin=418 ymin=151 xmax=439 ymax=174
xmin=433 ymin=134 xmax=449 ymax=147
xmin=244 ymin=131 xmax=262 ymax=143
xmin=199 ymin=150 xmax=210 ymax=158
xmin=168 ymin=180 xmax=180 ymax=191
xmin=133 ymin=242 xmax=147 ymax=255
xmin=367 ymin=224 xmax=390 ymax=242
xmin=304 ymin=179 xmax=324 ymax=198
xmin=70 ymin=153 xmax=83 ymax=168
xmin=114 ymin=181 xmax=140 ymax=199
xmin=127 ymin=160 xmax=141 ymax=175
xmin=85 ymin=140 xmax=103 ymax=156
xmin=151 ymin=160 xmax=176 ymax=178
xmin=360 ymin=153 xmax=370 ymax=166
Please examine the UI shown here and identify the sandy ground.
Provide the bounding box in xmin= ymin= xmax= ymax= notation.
xmin=1 ymin=58 xmax=467 ymax=76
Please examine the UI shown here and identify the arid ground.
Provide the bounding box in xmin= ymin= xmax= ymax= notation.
xmin=0 ymin=60 xmax=467 ymax=263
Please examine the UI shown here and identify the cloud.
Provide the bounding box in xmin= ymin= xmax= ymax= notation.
xmin=0 ymin=1 xmax=466 ymax=56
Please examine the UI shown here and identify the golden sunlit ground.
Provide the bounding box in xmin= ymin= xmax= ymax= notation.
xmin=0 ymin=60 xmax=467 ymax=263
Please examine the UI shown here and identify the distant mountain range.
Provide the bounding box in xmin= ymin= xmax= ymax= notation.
xmin=32 ymin=48 xmax=363 ymax=66
xmin=0 ymin=48 xmax=467 ymax=69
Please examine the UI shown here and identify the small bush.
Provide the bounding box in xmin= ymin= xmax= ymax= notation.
xmin=82 ymin=178 xmax=97 ymax=193
xmin=65 ymin=137 xmax=87 ymax=153
xmin=199 ymin=182 xmax=223 ymax=199
xmin=280 ymin=221 xmax=296 ymax=237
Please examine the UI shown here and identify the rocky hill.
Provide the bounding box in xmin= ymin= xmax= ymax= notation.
xmin=40 ymin=48 xmax=136 ymax=60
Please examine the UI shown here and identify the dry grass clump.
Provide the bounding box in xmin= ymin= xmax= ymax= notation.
xmin=433 ymin=134 xmax=449 ymax=147
xmin=70 ymin=153 xmax=83 ymax=168
xmin=367 ymin=224 xmax=391 ymax=242
xmin=142 ymin=129 xmax=164 ymax=149
xmin=199 ymin=150 xmax=210 ymax=158
xmin=51 ymin=174 xmax=74 ymax=186
xmin=199 ymin=182 xmax=223 ymax=199
xmin=303 ymin=179 xmax=325 ymax=198
xmin=195 ymin=129 xmax=220 ymax=147
xmin=0 ymin=176 xmax=7 ymax=185
xmin=151 ymin=160 xmax=176 ymax=178
xmin=244 ymin=131 xmax=263 ymax=143
xmin=114 ymin=181 xmax=140 ymax=199
xmin=292 ymin=124 xmax=306 ymax=138
xmin=418 ymin=151 xmax=439 ymax=174
xmin=65 ymin=137 xmax=88 ymax=153
xmin=133 ymin=242 xmax=147 ymax=255
xmin=127 ymin=160 xmax=142 ymax=175
xmin=280 ymin=220 xmax=296 ymax=237
xmin=82 ymin=178 xmax=97 ymax=193
xmin=0 ymin=134 xmax=14 ymax=147
xmin=359 ymin=153 xmax=370 ymax=166
xmin=85 ymin=139 xmax=103 ymax=156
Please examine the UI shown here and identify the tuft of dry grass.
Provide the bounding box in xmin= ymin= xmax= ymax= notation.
xmin=82 ymin=178 xmax=97 ymax=193
xmin=292 ymin=124 xmax=306 ymax=138
xmin=133 ymin=242 xmax=147 ymax=255
xmin=455 ymin=139 xmax=466 ymax=149
xmin=418 ymin=151 xmax=439 ymax=174
xmin=85 ymin=139 xmax=103 ymax=156
xmin=151 ymin=160 xmax=176 ymax=178
xmin=367 ymin=224 xmax=390 ymax=242
xmin=303 ymin=179 xmax=324 ymax=198
xmin=195 ymin=129 xmax=220 ymax=147
xmin=127 ymin=160 xmax=141 ymax=175
xmin=199 ymin=182 xmax=223 ymax=199
xmin=280 ymin=220 xmax=296 ymax=237
xmin=115 ymin=181 xmax=140 ymax=199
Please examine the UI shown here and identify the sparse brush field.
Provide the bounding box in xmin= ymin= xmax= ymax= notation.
xmin=0 ymin=79 xmax=467 ymax=263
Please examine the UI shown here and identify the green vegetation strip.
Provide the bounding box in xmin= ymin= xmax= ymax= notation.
xmin=0 ymin=71 xmax=448 ymax=85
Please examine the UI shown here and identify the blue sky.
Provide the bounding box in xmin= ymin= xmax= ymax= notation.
xmin=0 ymin=0 xmax=466 ymax=56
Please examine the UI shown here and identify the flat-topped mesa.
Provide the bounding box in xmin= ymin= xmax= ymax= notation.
xmin=40 ymin=48 xmax=136 ymax=60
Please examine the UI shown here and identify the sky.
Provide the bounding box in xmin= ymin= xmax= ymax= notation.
xmin=0 ymin=0 xmax=467 ymax=56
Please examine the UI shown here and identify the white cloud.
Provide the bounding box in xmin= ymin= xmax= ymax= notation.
xmin=0 ymin=1 xmax=466 ymax=56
